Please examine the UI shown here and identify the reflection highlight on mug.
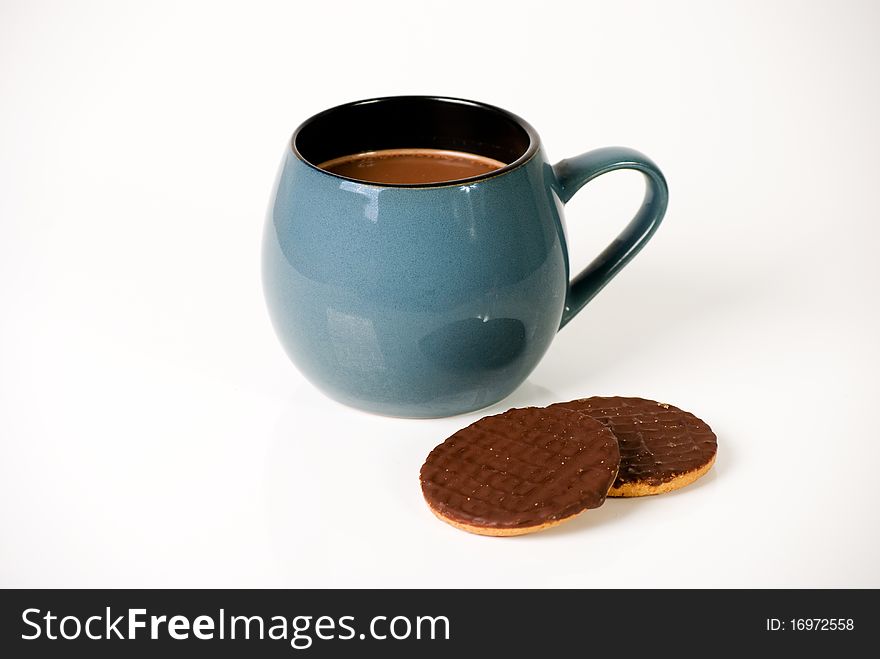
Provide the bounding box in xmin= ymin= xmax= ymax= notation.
xmin=326 ymin=307 xmax=386 ymax=373
xmin=338 ymin=180 xmax=380 ymax=223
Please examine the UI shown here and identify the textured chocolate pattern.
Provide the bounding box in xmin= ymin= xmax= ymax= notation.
xmin=550 ymin=397 xmax=716 ymax=488
xmin=420 ymin=407 xmax=619 ymax=529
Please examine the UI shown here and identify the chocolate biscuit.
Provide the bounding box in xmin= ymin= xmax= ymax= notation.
xmin=550 ymin=396 xmax=717 ymax=497
xmin=420 ymin=406 xmax=620 ymax=536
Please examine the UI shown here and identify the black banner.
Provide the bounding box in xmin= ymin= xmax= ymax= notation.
xmin=0 ymin=589 xmax=874 ymax=657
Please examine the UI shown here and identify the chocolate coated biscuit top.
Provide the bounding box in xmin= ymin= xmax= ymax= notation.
xmin=420 ymin=407 xmax=619 ymax=529
xmin=550 ymin=397 xmax=717 ymax=488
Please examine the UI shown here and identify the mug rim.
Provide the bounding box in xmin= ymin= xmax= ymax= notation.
xmin=290 ymin=95 xmax=541 ymax=189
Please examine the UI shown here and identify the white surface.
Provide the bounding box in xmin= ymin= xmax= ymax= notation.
xmin=2 ymin=0 xmax=879 ymax=588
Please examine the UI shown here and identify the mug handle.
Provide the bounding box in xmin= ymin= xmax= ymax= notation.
xmin=553 ymin=146 xmax=668 ymax=328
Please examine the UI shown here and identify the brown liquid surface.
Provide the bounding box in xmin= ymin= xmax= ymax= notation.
xmin=317 ymin=148 xmax=506 ymax=185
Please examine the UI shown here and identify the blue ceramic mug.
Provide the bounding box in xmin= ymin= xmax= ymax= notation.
xmin=263 ymin=97 xmax=668 ymax=417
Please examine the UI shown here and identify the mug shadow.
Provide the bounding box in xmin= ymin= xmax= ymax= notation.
xmin=447 ymin=266 xmax=775 ymax=418
xmin=475 ymin=380 xmax=559 ymax=417
xmin=531 ymin=266 xmax=772 ymax=393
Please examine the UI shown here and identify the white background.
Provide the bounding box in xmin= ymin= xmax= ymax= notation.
xmin=2 ymin=0 xmax=878 ymax=588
